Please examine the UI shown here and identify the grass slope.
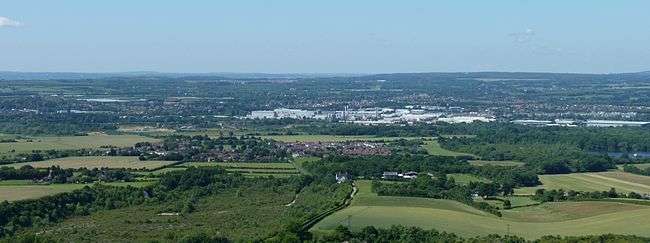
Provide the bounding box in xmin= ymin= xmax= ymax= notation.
xmin=312 ymin=180 xmax=650 ymax=239
xmin=422 ymin=140 xmax=474 ymax=157
xmin=515 ymin=172 xmax=650 ymax=195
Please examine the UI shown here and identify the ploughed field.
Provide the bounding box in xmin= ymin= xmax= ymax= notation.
xmin=312 ymin=180 xmax=650 ymax=239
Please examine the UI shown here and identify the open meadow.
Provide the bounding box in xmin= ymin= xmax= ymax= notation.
xmin=619 ymin=163 xmax=650 ymax=170
xmin=0 ymin=134 xmax=158 ymax=155
xmin=422 ymin=140 xmax=474 ymax=157
xmin=312 ymin=180 xmax=650 ymax=239
xmin=8 ymin=156 xmax=175 ymax=170
xmin=514 ymin=171 xmax=650 ymax=195
xmin=447 ymin=173 xmax=490 ymax=185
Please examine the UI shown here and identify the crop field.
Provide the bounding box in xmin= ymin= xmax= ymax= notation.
xmin=514 ymin=172 xmax=650 ymax=195
xmin=0 ymin=180 xmax=154 ymax=202
xmin=469 ymin=160 xmax=525 ymax=167
xmin=0 ymin=134 xmax=159 ymax=155
xmin=312 ymin=180 xmax=650 ymax=239
xmin=8 ymin=156 xmax=175 ymax=170
xmin=261 ymin=135 xmax=432 ymax=143
xmin=422 ymin=140 xmax=474 ymax=157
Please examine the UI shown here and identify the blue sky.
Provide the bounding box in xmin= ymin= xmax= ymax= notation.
xmin=1 ymin=1 xmax=649 ymax=73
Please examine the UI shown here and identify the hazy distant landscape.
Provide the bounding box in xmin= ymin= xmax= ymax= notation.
xmin=4 ymin=1 xmax=650 ymax=242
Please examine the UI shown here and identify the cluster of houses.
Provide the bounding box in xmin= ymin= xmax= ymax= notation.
xmin=334 ymin=171 xmax=422 ymax=184
xmin=381 ymin=171 xmax=419 ymax=180
xmin=285 ymin=142 xmax=391 ymax=157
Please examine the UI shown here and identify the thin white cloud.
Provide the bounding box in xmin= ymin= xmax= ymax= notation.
xmin=509 ymin=28 xmax=535 ymax=43
xmin=0 ymin=16 xmax=22 ymax=27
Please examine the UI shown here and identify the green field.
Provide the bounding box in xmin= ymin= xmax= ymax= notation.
xmin=0 ymin=134 xmax=159 ymax=155
xmin=0 ymin=181 xmax=154 ymax=202
xmin=619 ymin=163 xmax=650 ymax=170
xmin=469 ymin=160 xmax=525 ymax=167
xmin=313 ymin=180 xmax=650 ymax=239
xmin=422 ymin=140 xmax=474 ymax=157
xmin=8 ymin=156 xmax=175 ymax=170
xmin=447 ymin=173 xmax=490 ymax=185
xmin=261 ymin=135 xmax=432 ymax=143
xmin=514 ymin=172 xmax=650 ymax=195
xmin=292 ymin=156 xmax=319 ymax=175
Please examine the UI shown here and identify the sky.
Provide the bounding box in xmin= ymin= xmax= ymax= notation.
xmin=1 ymin=1 xmax=650 ymax=74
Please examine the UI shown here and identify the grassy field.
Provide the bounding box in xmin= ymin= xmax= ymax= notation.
xmin=0 ymin=134 xmax=159 ymax=155
xmin=0 ymin=181 xmax=154 ymax=202
xmin=313 ymin=180 xmax=650 ymax=239
xmin=8 ymin=156 xmax=175 ymax=170
xmin=469 ymin=160 xmax=525 ymax=167
xmin=292 ymin=156 xmax=319 ymax=175
xmin=619 ymin=163 xmax=650 ymax=170
xmin=514 ymin=172 xmax=650 ymax=195
xmin=422 ymin=140 xmax=474 ymax=157
xmin=447 ymin=173 xmax=490 ymax=185
xmin=261 ymin=135 xmax=432 ymax=143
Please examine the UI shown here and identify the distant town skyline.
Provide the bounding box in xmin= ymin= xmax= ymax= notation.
xmin=2 ymin=1 xmax=650 ymax=73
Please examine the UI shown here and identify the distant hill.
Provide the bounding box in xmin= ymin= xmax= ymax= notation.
xmin=0 ymin=71 xmax=362 ymax=81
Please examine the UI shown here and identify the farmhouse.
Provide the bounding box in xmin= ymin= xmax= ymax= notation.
xmin=382 ymin=172 xmax=400 ymax=180
xmin=335 ymin=172 xmax=350 ymax=184
xmin=382 ymin=171 xmax=418 ymax=180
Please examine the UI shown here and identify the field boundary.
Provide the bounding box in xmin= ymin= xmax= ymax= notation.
xmin=301 ymin=182 xmax=357 ymax=232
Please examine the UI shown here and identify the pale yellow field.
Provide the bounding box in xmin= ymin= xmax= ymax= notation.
xmin=0 ymin=181 xmax=154 ymax=202
xmin=515 ymin=172 xmax=650 ymax=195
xmin=8 ymin=156 xmax=175 ymax=170
xmin=0 ymin=134 xmax=159 ymax=155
